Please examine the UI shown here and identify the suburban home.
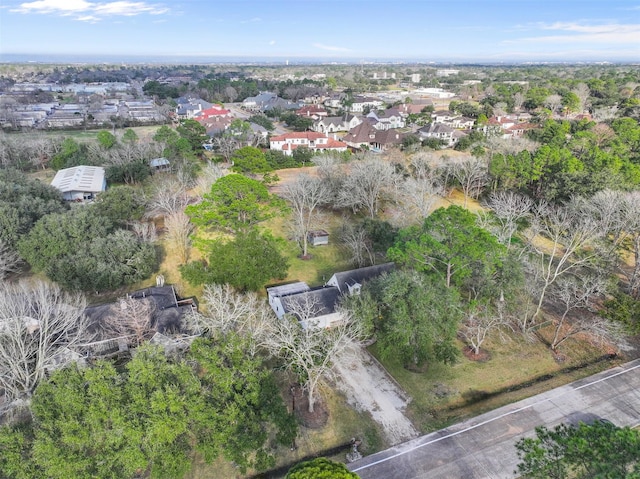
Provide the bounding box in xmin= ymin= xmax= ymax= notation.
xmin=323 ymin=93 xmax=347 ymax=109
xmin=175 ymin=96 xmax=214 ymax=119
xmin=313 ymin=114 xmax=362 ymax=134
xmin=269 ymin=132 xmax=348 ymax=156
xmin=349 ymin=96 xmax=385 ymax=113
xmin=267 ymin=263 xmax=394 ymax=329
xmin=193 ymin=105 xmax=232 ymax=122
xmin=365 ymin=109 xmax=406 ymax=130
xmin=342 ymin=122 xmax=406 ymax=151
xmin=50 ymin=165 xmax=106 ymax=201
xmin=418 ymin=123 xmax=465 ymax=147
xmin=295 ymin=104 xmax=328 ymax=119
xmin=242 ymin=92 xmax=300 ymax=112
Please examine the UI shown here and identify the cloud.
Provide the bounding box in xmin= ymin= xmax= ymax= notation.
xmin=240 ymin=17 xmax=261 ymax=24
xmin=11 ymin=0 xmax=169 ymax=20
xmin=507 ymin=21 xmax=640 ymax=45
xmin=312 ymin=43 xmax=351 ymax=52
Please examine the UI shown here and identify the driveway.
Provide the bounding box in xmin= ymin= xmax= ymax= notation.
xmin=348 ymin=359 xmax=640 ymax=479
xmin=333 ymin=342 xmax=419 ymax=446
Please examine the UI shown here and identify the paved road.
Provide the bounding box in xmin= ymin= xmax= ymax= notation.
xmin=348 ymin=359 xmax=640 ymax=479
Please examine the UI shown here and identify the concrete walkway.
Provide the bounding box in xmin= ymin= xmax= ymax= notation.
xmin=348 ymin=359 xmax=640 ymax=479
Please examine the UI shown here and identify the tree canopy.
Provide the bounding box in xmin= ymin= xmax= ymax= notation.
xmin=515 ymin=421 xmax=640 ymax=478
xmin=0 ymin=338 xmax=296 ymax=479
xmin=286 ymin=458 xmax=360 ymax=478
xmin=186 ymin=174 xmax=283 ymax=232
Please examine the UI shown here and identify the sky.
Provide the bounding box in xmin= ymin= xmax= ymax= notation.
xmin=0 ymin=0 xmax=639 ymax=63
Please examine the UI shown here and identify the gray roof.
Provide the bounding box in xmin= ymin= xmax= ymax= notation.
xmin=50 ymin=166 xmax=105 ymax=194
xmin=280 ymin=287 xmax=341 ymax=318
xmin=329 ymin=262 xmax=395 ymax=294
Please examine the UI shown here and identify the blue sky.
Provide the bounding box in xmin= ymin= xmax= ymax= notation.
xmin=0 ymin=0 xmax=639 ymax=62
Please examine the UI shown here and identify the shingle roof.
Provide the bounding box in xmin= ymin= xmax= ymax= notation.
xmin=329 ymin=263 xmax=395 ymax=294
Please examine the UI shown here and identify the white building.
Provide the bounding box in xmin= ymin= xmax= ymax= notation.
xmin=50 ymin=165 xmax=106 ymax=201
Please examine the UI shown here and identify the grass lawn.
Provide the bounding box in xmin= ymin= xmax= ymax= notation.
xmin=370 ymin=327 xmax=620 ymax=433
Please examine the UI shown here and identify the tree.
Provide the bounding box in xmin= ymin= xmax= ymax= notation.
xmin=103 ymin=296 xmax=156 ymax=347
xmin=186 ymin=174 xmax=283 ymax=232
xmin=0 ymin=239 xmax=21 ymax=280
xmin=388 ymin=205 xmax=505 ymax=289
xmin=401 ymin=157 xmax=445 ymax=220
xmin=523 ymin=200 xmax=606 ymax=327
xmin=180 ymin=229 xmax=288 ymax=292
xmin=286 ymin=458 xmax=360 ymax=478
xmin=264 ymin=300 xmax=362 ymax=413
xmin=146 ymin=177 xmax=191 ymax=218
xmin=230 ymin=145 xmax=271 ymax=173
xmin=90 ymin=184 xmax=145 ymax=226
xmin=336 ymin=157 xmax=401 ymax=218
xmin=164 ymin=211 xmax=194 ymax=264
xmin=483 ymin=191 xmax=533 ymax=248
xmin=176 ymin=119 xmax=207 ymax=152
xmin=0 ymin=280 xmax=93 ymax=400
xmin=281 ymin=173 xmax=331 ymax=258
xmin=515 ymin=421 xmax=640 ymax=479
xmin=459 ymin=300 xmax=508 ymax=355
xmin=96 ymin=129 xmax=116 ymax=149
xmin=122 ymin=128 xmax=139 ymax=143
xmin=370 ymin=270 xmax=461 ymax=369
xmin=450 ymin=157 xmax=489 ymax=208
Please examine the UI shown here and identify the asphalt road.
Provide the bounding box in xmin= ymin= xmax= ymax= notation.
xmin=348 ymin=359 xmax=640 ymax=479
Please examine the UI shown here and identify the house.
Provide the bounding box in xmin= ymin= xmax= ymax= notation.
xmin=175 ymin=96 xmax=213 ymax=119
xmin=242 ymin=92 xmax=300 ymax=112
xmin=308 ymin=229 xmax=329 ymax=246
xmin=269 ymin=132 xmax=348 ymax=156
xmin=365 ymin=109 xmax=405 ymax=130
xmin=350 ymin=96 xmax=385 ymax=113
xmin=418 ymin=123 xmax=464 ymax=147
xmin=266 ymin=263 xmax=394 ymax=329
xmin=50 ymin=165 xmax=106 ymax=201
xmin=313 ymin=114 xmax=362 ymax=134
xmin=295 ymin=104 xmax=328 ymax=119
xmin=342 ymin=122 xmax=405 ymax=151
xmin=193 ymin=105 xmax=232 ymax=122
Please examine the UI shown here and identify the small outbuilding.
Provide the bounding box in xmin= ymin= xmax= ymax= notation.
xmin=50 ymin=165 xmax=106 ymax=201
xmin=308 ymin=229 xmax=330 ymax=246
xmin=150 ymin=157 xmax=171 ymax=172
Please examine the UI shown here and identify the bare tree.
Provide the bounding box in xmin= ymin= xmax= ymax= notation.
xmin=484 ymin=191 xmax=533 ymax=248
xmin=338 ymin=221 xmax=375 ymax=268
xmin=164 ymin=211 xmax=194 ymax=264
xmin=146 ymin=177 xmax=191 ymax=218
xmin=451 ymin=157 xmax=489 ymax=208
xmin=401 ymin=158 xmax=444 ymax=220
xmin=544 ymin=94 xmax=563 ymax=115
xmin=263 ymin=297 xmax=362 ymax=413
xmin=212 ymin=135 xmax=240 ymax=163
xmin=336 ymin=157 xmax=401 ymax=218
xmin=523 ymin=200 xmax=606 ymax=326
xmin=103 ymin=296 xmax=156 ymax=347
xmin=548 ymin=272 xmax=608 ymax=351
xmin=459 ymin=302 xmax=507 ymax=355
xmin=0 ymin=280 xmax=93 ymax=400
xmin=572 ymin=83 xmax=591 ymax=113
xmin=281 ymin=174 xmax=331 ymax=258
xmin=130 ymin=221 xmax=157 ymax=243
xmin=183 ymin=284 xmax=274 ymax=356
xmin=193 ymin=162 xmax=224 ymax=198
xmin=513 ymin=92 xmax=525 ymax=111
xmin=0 ymin=240 xmax=21 ymax=280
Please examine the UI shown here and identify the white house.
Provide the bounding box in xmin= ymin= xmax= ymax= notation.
xmin=50 ymin=165 xmax=106 ymax=201
xmin=269 ymin=132 xmax=348 ymax=156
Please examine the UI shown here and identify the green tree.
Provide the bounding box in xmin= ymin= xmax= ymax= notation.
xmin=176 ymin=119 xmax=207 ymax=152
xmin=122 ymin=128 xmax=139 ymax=143
xmin=388 ymin=205 xmax=505 ymax=289
xmin=370 ymin=270 xmax=461 ymax=369
xmin=97 ymin=130 xmax=117 ymax=149
xmin=186 ymin=174 xmax=283 ymax=232
xmin=180 ymin=229 xmax=288 ymax=291
xmin=90 ymin=185 xmax=145 ymax=226
xmin=248 ymin=114 xmax=275 ymax=131
xmin=286 ymin=458 xmax=360 ymax=478
xmin=50 ymin=138 xmax=88 ymax=170
xmin=515 ymin=421 xmax=640 ymax=479
xmin=231 ymin=146 xmax=271 ymax=173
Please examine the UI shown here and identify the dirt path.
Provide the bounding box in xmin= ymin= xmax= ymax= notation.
xmin=333 ymin=341 xmax=419 ymax=446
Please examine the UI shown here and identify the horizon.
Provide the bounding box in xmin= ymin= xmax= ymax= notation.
xmin=1 ymin=0 xmax=639 ymax=63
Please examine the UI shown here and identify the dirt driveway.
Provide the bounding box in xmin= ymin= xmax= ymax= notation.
xmin=333 ymin=341 xmax=419 ymax=446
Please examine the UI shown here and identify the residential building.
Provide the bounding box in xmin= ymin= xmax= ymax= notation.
xmin=342 ymin=122 xmax=406 ymax=151
xmin=269 ymin=132 xmax=347 ymax=156
xmin=313 ymin=114 xmax=362 ymax=134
